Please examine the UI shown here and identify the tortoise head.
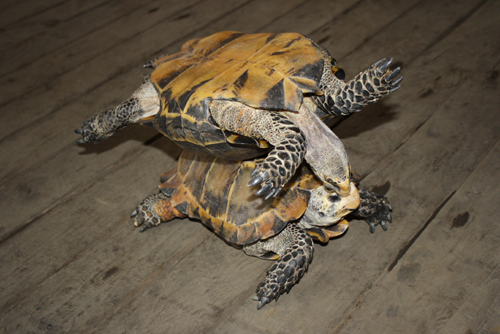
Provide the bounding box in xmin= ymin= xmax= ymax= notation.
xmin=288 ymin=98 xmax=353 ymax=197
xmin=315 ymin=163 xmax=352 ymax=198
xmin=302 ymin=181 xmax=360 ymax=228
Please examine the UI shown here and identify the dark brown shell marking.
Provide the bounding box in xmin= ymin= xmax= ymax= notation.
xmin=148 ymin=32 xmax=326 ymax=158
xmin=159 ymin=150 xmax=321 ymax=245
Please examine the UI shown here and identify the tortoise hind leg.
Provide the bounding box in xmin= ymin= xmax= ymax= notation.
xmin=75 ymin=79 xmax=160 ymax=144
xmin=244 ymin=224 xmax=314 ymax=309
xmin=131 ymin=192 xmax=186 ymax=232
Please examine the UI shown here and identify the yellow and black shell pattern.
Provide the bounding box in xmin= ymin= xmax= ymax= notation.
xmin=146 ymin=31 xmax=326 ymax=159
xmin=159 ymin=150 xmax=322 ymax=246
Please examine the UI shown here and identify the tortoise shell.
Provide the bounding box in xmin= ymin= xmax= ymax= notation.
xmin=144 ymin=31 xmax=327 ymax=159
xmin=158 ymin=150 xmax=323 ymax=246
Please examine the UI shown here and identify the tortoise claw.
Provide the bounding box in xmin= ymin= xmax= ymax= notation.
xmin=248 ymin=168 xmax=280 ymax=198
xmin=256 ymin=183 xmax=273 ymax=197
xmin=353 ymin=190 xmax=393 ymax=233
xmin=378 ymin=58 xmax=393 ymax=72
xmin=372 ymin=58 xmax=385 ymax=69
xmin=257 ymin=297 xmax=270 ymax=310
xmin=369 ymin=222 xmax=376 ymax=234
xmin=391 ymin=76 xmax=403 ymax=86
xmin=264 ymin=187 xmax=281 ymax=200
xmin=248 ymin=174 xmax=264 ymax=187
xmin=380 ymin=220 xmax=388 ymax=231
xmin=132 ymin=193 xmax=169 ymax=231
xmin=139 ymin=224 xmax=151 ymax=233
xmin=386 ymin=67 xmax=401 ymax=82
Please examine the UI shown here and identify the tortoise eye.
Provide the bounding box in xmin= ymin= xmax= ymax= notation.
xmin=327 ymin=194 xmax=340 ymax=203
xmin=333 ymin=67 xmax=346 ymax=80
xmin=324 ymin=183 xmax=339 ymax=193
xmin=330 ymin=58 xmax=345 ymax=80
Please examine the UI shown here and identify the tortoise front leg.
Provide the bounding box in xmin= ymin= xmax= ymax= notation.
xmin=244 ymin=224 xmax=314 ymax=310
xmin=210 ymin=100 xmax=306 ymax=199
xmin=316 ymin=59 xmax=402 ymax=117
xmin=75 ymin=79 xmax=160 ymax=144
xmin=336 ymin=59 xmax=402 ymax=115
xmin=351 ymin=189 xmax=393 ymax=233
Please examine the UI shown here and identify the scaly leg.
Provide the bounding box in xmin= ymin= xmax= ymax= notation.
xmin=210 ymin=100 xmax=306 ymax=199
xmin=244 ymin=224 xmax=314 ymax=309
xmin=315 ymin=58 xmax=402 ymax=117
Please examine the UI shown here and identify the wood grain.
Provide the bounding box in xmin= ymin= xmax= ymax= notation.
xmin=1 ymin=0 xmax=499 ymax=333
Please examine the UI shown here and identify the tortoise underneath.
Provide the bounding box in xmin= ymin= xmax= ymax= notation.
xmin=132 ymin=150 xmax=392 ymax=309
xmin=76 ymin=31 xmax=402 ymax=199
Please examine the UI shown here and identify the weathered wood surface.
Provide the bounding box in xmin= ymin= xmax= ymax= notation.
xmin=1 ymin=0 xmax=499 ymax=333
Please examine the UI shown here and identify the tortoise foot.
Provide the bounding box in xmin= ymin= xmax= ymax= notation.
xmin=75 ymin=118 xmax=111 ymax=144
xmin=333 ymin=59 xmax=402 ymax=115
xmin=352 ymin=190 xmax=393 ymax=233
xmin=248 ymin=137 xmax=305 ymax=200
xmin=75 ymin=108 xmax=126 ymax=144
xmin=369 ymin=58 xmax=403 ymax=92
xmin=131 ymin=192 xmax=168 ymax=232
xmin=252 ymin=225 xmax=313 ymax=309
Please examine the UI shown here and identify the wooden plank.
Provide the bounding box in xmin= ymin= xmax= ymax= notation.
xmin=205 ymin=0 xmax=500 ymax=331
xmin=88 ymin=236 xmax=268 ymax=334
xmin=0 ymin=0 xmax=497 ymax=332
xmin=0 ymin=0 xmax=66 ymax=29
xmin=17 ymin=0 xmax=495 ymax=332
xmin=0 ymin=0 xmax=155 ymax=77
xmin=336 ymin=138 xmax=500 ymax=333
xmin=436 ymin=264 xmax=500 ymax=334
xmin=0 ymin=0 xmax=228 ymax=128
xmin=0 ymin=137 xmax=181 ymax=312
xmin=0 ymin=0 xmax=412 ymax=331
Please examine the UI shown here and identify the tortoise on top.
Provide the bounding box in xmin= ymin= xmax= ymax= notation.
xmin=132 ymin=150 xmax=393 ymax=309
xmin=76 ymin=31 xmax=402 ymax=198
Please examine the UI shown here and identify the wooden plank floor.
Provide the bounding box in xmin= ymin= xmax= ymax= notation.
xmin=1 ymin=0 xmax=499 ymax=333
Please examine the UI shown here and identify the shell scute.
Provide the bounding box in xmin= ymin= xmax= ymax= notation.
xmin=160 ymin=151 xmax=322 ymax=245
xmin=151 ymin=31 xmax=326 ymax=120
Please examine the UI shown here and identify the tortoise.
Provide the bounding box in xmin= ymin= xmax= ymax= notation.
xmin=76 ymin=31 xmax=402 ymax=198
xmin=132 ymin=150 xmax=393 ymax=309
